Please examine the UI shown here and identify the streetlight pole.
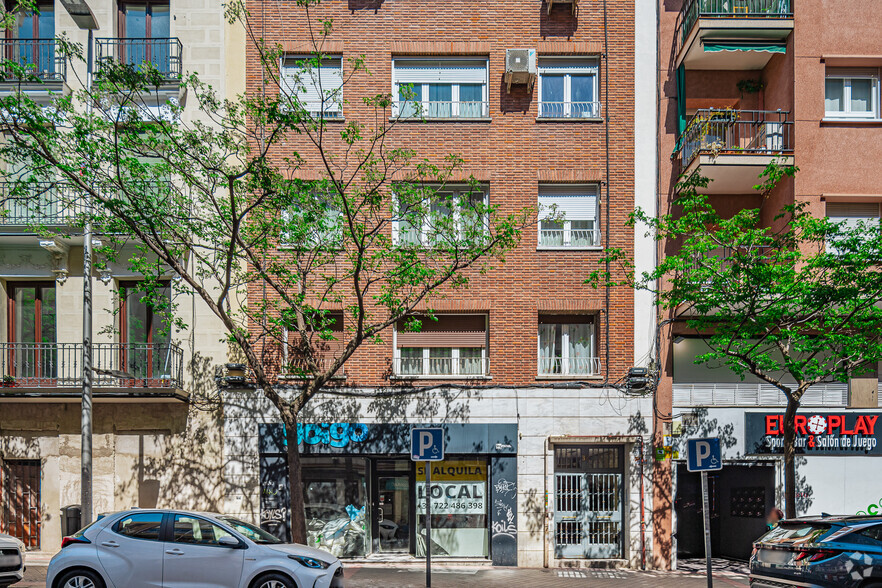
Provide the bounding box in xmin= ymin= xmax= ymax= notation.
xmin=59 ymin=0 xmax=98 ymax=530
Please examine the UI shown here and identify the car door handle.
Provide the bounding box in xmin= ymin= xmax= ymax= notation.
xmin=165 ymin=548 xmax=185 ymax=556
xmin=101 ymin=541 xmax=120 ymax=548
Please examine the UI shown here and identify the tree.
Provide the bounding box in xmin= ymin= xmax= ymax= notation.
xmin=590 ymin=162 xmax=882 ymax=518
xmin=0 ymin=0 xmax=531 ymax=541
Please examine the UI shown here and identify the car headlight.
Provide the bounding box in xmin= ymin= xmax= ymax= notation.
xmin=288 ymin=555 xmax=331 ymax=569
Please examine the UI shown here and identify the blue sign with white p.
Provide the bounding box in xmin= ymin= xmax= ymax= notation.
xmin=686 ymin=437 xmax=723 ymax=472
xmin=411 ymin=427 xmax=445 ymax=461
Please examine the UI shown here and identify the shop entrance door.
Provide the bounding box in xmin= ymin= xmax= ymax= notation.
xmin=0 ymin=459 xmax=41 ymax=549
xmin=375 ymin=461 xmax=410 ymax=552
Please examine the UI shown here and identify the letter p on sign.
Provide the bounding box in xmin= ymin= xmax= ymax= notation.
xmin=411 ymin=427 xmax=445 ymax=461
xmin=687 ymin=437 xmax=723 ymax=472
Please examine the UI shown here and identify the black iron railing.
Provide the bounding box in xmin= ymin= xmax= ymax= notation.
xmin=682 ymin=0 xmax=793 ymax=43
xmin=0 ymin=342 xmax=184 ymax=390
xmin=677 ymin=109 xmax=793 ymax=168
xmin=96 ymin=37 xmax=183 ymax=81
xmin=0 ymin=182 xmax=86 ymax=226
xmin=0 ymin=39 xmax=66 ymax=83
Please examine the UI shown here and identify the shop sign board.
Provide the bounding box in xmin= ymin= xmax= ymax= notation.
xmin=416 ymin=461 xmax=486 ymax=515
xmin=745 ymin=412 xmax=882 ymax=456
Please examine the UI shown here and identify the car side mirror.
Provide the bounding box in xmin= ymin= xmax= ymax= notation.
xmin=218 ymin=535 xmax=241 ymax=548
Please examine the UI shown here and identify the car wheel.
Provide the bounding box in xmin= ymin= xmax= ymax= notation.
xmin=253 ymin=573 xmax=296 ymax=588
xmin=56 ymin=569 xmax=105 ymax=588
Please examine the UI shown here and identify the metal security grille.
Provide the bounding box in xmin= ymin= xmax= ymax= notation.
xmin=554 ymin=445 xmax=624 ymax=559
xmin=0 ymin=459 xmax=41 ymax=549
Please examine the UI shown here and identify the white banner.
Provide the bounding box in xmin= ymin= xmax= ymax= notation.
xmin=416 ymin=482 xmax=486 ymax=515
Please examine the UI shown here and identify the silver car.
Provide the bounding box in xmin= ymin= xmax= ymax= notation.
xmin=47 ymin=509 xmax=344 ymax=588
xmin=0 ymin=532 xmax=25 ymax=587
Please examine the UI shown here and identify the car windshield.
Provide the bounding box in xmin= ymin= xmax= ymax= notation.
xmin=218 ymin=516 xmax=283 ymax=544
xmin=761 ymin=523 xmax=830 ymax=545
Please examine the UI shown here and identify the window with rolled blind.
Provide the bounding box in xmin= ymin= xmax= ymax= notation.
xmin=394 ymin=314 xmax=488 ymax=377
xmin=281 ymin=312 xmax=346 ymax=378
xmin=826 ymin=202 xmax=881 ymax=254
xmin=392 ymin=58 xmax=489 ymax=119
xmin=538 ymin=184 xmax=601 ymax=249
xmin=825 ymin=67 xmax=879 ymax=119
xmin=281 ymin=56 xmax=343 ymax=117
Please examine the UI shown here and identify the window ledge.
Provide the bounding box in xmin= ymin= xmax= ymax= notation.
xmin=536 ymin=375 xmax=603 ymax=381
xmin=536 ymin=117 xmax=604 ymax=123
xmin=278 ymin=374 xmax=347 ymax=381
xmin=537 ymin=246 xmax=604 ymax=251
xmin=389 ymin=117 xmax=492 ymax=123
xmin=390 ymin=375 xmax=493 ymax=381
xmin=821 ymin=117 xmax=882 ymax=126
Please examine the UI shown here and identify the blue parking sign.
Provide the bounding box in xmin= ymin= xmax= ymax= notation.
xmin=686 ymin=437 xmax=722 ymax=472
xmin=411 ymin=427 xmax=445 ymax=461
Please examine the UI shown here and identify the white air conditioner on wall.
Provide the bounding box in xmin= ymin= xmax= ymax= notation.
xmin=504 ymin=48 xmax=537 ymax=92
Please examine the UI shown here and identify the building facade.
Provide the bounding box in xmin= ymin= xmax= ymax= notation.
xmin=224 ymin=0 xmax=658 ymax=569
xmin=0 ymin=0 xmax=243 ymax=551
xmin=655 ymin=0 xmax=882 ymax=569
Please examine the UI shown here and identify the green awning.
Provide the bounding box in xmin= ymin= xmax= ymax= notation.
xmin=704 ymin=43 xmax=786 ymax=54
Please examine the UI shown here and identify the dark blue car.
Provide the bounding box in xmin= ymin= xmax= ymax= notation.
xmin=750 ymin=515 xmax=882 ymax=588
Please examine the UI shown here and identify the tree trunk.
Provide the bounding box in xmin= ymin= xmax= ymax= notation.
xmin=283 ymin=411 xmax=308 ymax=544
xmin=782 ymin=396 xmax=800 ymax=519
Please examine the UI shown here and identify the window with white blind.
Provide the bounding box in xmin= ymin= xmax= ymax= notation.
xmin=392 ymin=58 xmax=489 ymax=119
xmin=538 ymin=184 xmax=600 ymax=248
xmin=538 ymin=315 xmax=599 ymax=377
xmin=826 ymin=202 xmax=881 ymax=253
xmin=825 ymin=68 xmax=879 ymax=119
xmin=538 ymin=57 xmax=600 ymax=119
xmin=280 ymin=56 xmax=344 ymax=117
xmin=280 ymin=194 xmax=343 ymax=249
xmin=393 ymin=187 xmax=487 ymax=246
xmin=394 ymin=314 xmax=488 ymax=377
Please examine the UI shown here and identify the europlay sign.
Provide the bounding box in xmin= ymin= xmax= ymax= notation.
xmin=745 ymin=412 xmax=882 ymax=456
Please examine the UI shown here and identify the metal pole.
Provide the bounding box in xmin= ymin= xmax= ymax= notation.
xmin=701 ymin=470 xmax=713 ymax=588
xmin=425 ymin=462 xmax=432 ymax=588
xmin=80 ymin=28 xmax=94 ymax=530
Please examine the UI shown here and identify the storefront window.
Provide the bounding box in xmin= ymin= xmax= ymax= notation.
xmin=302 ymin=457 xmax=370 ymax=557
xmin=415 ymin=458 xmax=489 ymax=558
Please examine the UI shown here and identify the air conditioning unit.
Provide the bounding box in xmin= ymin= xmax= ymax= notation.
xmin=504 ymin=49 xmax=537 ymax=91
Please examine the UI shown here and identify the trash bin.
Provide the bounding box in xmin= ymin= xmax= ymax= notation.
xmin=61 ymin=505 xmax=82 ymax=537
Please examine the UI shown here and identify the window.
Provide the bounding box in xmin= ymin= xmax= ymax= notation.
xmin=280 ymin=196 xmax=343 ymax=249
xmin=119 ymin=281 xmax=172 ymax=382
xmin=393 ymin=186 xmax=487 ymax=247
xmin=280 ymin=56 xmax=343 ymax=117
xmin=394 ymin=314 xmax=488 ymax=377
xmin=538 ymin=57 xmax=599 ymax=119
xmin=825 ymin=68 xmax=879 ymax=119
xmin=172 ymin=514 xmax=236 ymax=546
xmin=113 ymin=512 xmax=164 ymax=541
xmin=538 ymin=184 xmax=600 ymax=248
xmin=4 ymin=1 xmax=55 ymax=79
xmin=538 ymin=315 xmax=599 ymax=377
xmin=280 ymin=312 xmax=345 ymax=377
xmin=392 ymin=58 xmax=488 ymax=119
xmin=118 ymin=1 xmax=171 ymax=73
xmin=7 ymin=282 xmax=56 ymax=383
xmin=826 ymin=202 xmax=880 ymax=254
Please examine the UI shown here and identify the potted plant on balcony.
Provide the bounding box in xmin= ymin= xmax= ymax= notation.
xmin=2 ymin=375 xmax=17 ymax=387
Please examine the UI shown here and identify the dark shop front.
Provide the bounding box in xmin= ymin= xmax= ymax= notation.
xmin=258 ymin=422 xmax=518 ymax=565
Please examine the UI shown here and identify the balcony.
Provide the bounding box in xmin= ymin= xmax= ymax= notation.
xmin=394 ymin=100 xmax=489 ymax=120
xmin=0 ymin=39 xmax=66 ymax=90
xmin=0 ymin=342 xmax=186 ymax=400
xmin=677 ymin=0 xmax=793 ymax=70
xmin=677 ymin=109 xmax=794 ymax=194
xmin=392 ymin=356 xmax=490 ymax=379
xmin=538 ymin=101 xmax=601 ymax=120
xmin=538 ymin=356 xmax=602 ymax=378
xmin=0 ymin=182 xmax=86 ymax=229
xmin=96 ymin=38 xmax=183 ymax=85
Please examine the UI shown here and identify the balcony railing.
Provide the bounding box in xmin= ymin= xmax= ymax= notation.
xmin=393 ymin=356 xmax=489 ymax=377
xmin=677 ymin=109 xmax=793 ymax=168
xmin=395 ymin=100 xmax=489 ymax=119
xmin=539 ymin=228 xmax=602 ymax=248
xmin=0 ymin=39 xmax=66 ymax=83
xmin=96 ymin=37 xmax=183 ymax=81
xmin=682 ymin=0 xmax=793 ymax=43
xmin=280 ymin=355 xmax=345 ymax=380
xmin=539 ymin=101 xmax=602 ymax=119
xmin=0 ymin=342 xmax=184 ymax=390
xmin=538 ymin=356 xmax=602 ymax=377
xmin=0 ymin=182 xmax=87 ymax=226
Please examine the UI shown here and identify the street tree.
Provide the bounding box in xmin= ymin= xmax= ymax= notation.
xmin=0 ymin=0 xmax=530 ymax=540
xmin=590 ymin=163 xmax=882 ymax=518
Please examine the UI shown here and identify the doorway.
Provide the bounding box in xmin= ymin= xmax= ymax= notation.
xmin=0 ymin=459 xmax=41 ymax=549
xmin=374 ymin=460 xmax=411 ymax=553
xmin=7 ymin=282 xmax=57 ymax=386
